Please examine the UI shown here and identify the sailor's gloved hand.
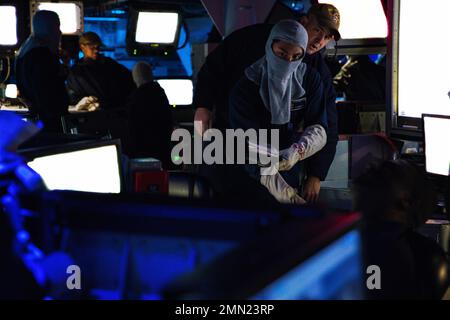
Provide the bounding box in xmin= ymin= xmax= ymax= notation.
xmin=260 ymin=172 xmax=306 ymax=205
xmin=73 ymin=96 xmax=100 ymax=112
xmin=278 ymin=124 xmax=327 ymax=172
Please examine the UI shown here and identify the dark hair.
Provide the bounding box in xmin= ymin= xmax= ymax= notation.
xmin=352 ymin=159 xmax=436 ymax=228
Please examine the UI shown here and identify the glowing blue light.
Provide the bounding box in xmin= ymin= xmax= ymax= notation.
xmin=176 ymin=26 xmax=193 ymax=76
xmin=17 ymin=230 xmax=30 ymax=243
xmin=84 ymin=17 xmax=121 ymax=22
xmin=286 ymin=1 xmax=304 ymax=11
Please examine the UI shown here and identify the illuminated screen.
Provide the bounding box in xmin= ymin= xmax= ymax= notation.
xmin=424 ymin=115 xmax=450 ymax=176
xmin=318 ymin=0 xmax=387 ymax=39
xmin=135 ymin=12 xmax=179 ymax=44
xmin=37 ymin=2 xmax=82 ymax=34
xmin=5 ymin=84 xmax=18 ymax=99
xmin=397 ymin=0 xmax=450 ymax=118
xmin=0 ymin=6 xmax=17 ymax=45
xmin=157 ymin=79 xmax=193 ymax=106
xmin=252 ymin=230 xmax=364 ymax=299
xmin=28 ymin=145 xmax=121 ymax=193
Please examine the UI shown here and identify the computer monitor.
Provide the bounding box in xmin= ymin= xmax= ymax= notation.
xmin=156 ymin=79 xmax=193 ymax=106
xmin=396 ymin=1 xmax=450 ymax=119
xmin=5 ymin=84 xmax=18 ymax=99
xmin=163 ymin=212 xmax=364 ymax=299
xmin=321 ymin=0 xmax=387 ymax=54
xmin=423 ymin=114 xmax=450 ymax=176
xmin=135 ymin=12 xmax=180 ymax=44
xmin=21 ymin=139 xmax=123 ymax=193
xmin=252 ymin=229 xmax=363 ymax=299
xmin=126 ymin=6 xmax=181 ymax=56
xmin=30 ymin=1 xmax=83 ymax=35
xmin=389 ymin=0 xmax=450 ymax=137
xmin=36 ymin=191 xmax=285 ymax=299
xmin=320 ymin=0 xmax=387 ymax=40
xmin=0 ymin=5 xmax=18 ymax=46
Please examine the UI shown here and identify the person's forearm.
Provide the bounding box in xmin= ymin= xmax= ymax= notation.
xmin=278 ymin=124 xmax=327 ymax=172
xmin=194 ymin=107 xmax=213 ymax=135
xmin=306 ymin=140 xmax=337 ymax=181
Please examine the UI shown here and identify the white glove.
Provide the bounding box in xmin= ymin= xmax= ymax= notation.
xmin=278 ymin=124 xmax=327 ymax=172
xmin=260 ymin=172 xmax=306 ymax=205
xmin=73 ymin=96 xmax=100 ymax=112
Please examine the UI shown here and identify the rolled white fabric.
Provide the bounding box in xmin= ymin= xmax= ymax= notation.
xmin=278 ymin=124 xmax=327 ymax=172
xmin=260 ymin=172 xmax=306 ymax=204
